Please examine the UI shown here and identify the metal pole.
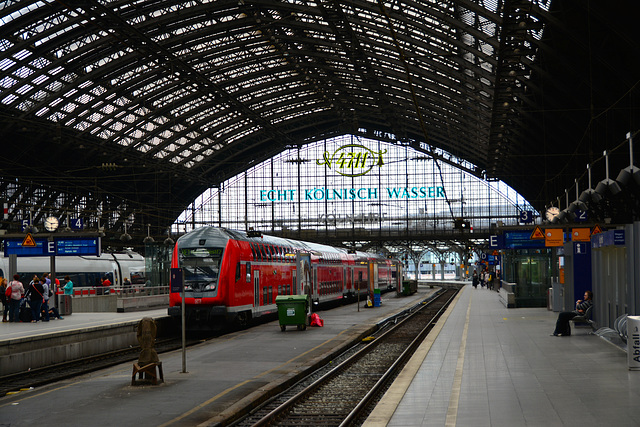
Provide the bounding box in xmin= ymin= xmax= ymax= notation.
xmin=181 ymin=278 xmax=187 ymax=373
xmin=50 ymin=255 xmax=56 ymax=308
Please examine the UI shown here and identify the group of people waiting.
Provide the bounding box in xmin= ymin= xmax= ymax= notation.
xmin=1 ymin=273 xmax=74 ymax=323
xmin=471 ymin=269 xmax=499 ymax=290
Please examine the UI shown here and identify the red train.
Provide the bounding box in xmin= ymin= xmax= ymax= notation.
xmin=168 ymin=227 xmax=402 ymax=329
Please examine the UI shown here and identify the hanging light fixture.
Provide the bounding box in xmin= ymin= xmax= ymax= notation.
xmin=595 ymin=150 xmax=622 ymax=195
xmin=143 ymin=223 xmax=155 ymax=244
xmin=616 ymin=132 xmax=640 ymax=186
xmin=579 ymin=164 xmax=602 ymax=203
xmin=568 ymin=179 xmax=588 ymax=212
xmin=120 ymin=223 xmax=132 ymax=242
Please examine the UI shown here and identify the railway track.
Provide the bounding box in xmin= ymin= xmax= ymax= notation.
xmin=233 ymin=288 xmax=458 ymax=427
xmin=0 ymin=337 xmax=199 ymax=397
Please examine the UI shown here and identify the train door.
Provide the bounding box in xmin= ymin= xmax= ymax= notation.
xmin=292 ymin=270 xmax=297 ymax=295
xmin=343 ymin=267 xmax=347 ymax=295
xmin=253 ymin=269 xmax=260 ymax=307
xmin=312 ymin=267 xmax=318 ymax=300
xmin=296 ymin=253 xmax=311 ymax=296
xmin=395 ymin=263 xmax=402 ymax=289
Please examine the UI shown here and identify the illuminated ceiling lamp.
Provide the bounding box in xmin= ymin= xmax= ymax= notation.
xmin=595 ymin=150 xmax=622 ymax=196
xmin=616 ymin=132 xmax=640 ymax=186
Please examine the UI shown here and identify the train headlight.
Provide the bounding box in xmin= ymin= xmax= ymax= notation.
xmin=185 ymin=285 xmax=193 ymax=291
xmin=204 ymin=283 xmax=217 ymax=291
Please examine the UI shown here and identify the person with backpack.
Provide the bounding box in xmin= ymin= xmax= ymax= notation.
xmin=7 ymin=274 xmax=24 ymax=322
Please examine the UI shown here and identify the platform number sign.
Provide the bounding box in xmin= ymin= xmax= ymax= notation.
xmin=574 ymin=209 xmax=588 ymax=222
xmin=519 ymin=210 xmax=534 ymax=224
xmin=70 ymin=218 xmax=84 ymax=230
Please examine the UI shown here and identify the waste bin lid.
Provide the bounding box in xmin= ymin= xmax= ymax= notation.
xmin=275 ymin=294 xmax=309 ymax=302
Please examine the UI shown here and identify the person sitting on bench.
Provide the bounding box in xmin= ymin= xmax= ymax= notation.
xmin=552 ymin=290 xmax=593 ymax=336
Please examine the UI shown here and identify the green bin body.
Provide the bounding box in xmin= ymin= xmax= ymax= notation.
xmin=402 ymin=280 xmax=417 ymax=296
xmin=275 ymin=295 xmax=309 ymax=331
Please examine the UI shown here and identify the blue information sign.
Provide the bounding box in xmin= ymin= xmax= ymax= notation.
xmin=4 ymin=236 xmax=100 ymax=256
xmin=504 ymin=230 xmax=546 ymax=249
xmin=4 ymin=238 xmax=53 ymax=256
xmin=591 ymin=229 xmax=625 ymax=248
xmin=56 ymin=237 xmax=100 ymax=255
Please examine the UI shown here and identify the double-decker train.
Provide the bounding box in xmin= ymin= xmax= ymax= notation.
xmin=168 ymin=227 xmax=402 ymax=329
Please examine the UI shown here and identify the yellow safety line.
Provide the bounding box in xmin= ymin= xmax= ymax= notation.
xmin=445 ymin=291 xmax=472 ymax=427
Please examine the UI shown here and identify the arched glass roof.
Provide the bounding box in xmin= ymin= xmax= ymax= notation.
xmin=0 ymin=0 xmax=637 ymax=246
xmin=173 ymin=135 xmax=536 ymax=240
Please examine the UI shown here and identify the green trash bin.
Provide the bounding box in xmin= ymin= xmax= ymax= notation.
xmin=275 ymin=295 xmax=309 ymax=331
xmin=402 ymin=280 xmax=417 ymax=296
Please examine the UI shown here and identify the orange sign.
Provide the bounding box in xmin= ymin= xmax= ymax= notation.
xmin=572 ymin=228 xmax=591 ymax=242
xmin=592 ymin=224 xmax=603 ymax=235
xmin=530 ymin=225 xmax=545 ymax=239
xmin=545 ymin=228 xmax=564 ymax=247
xmin=22 ymin=233 xmax=36 ymax=247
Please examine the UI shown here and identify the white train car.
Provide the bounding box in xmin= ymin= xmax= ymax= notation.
xmin=0 ymin=251 xmax=146 ymax=289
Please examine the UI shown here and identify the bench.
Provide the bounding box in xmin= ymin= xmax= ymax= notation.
xmin=571 ymin=306 xmax=595 ymax=330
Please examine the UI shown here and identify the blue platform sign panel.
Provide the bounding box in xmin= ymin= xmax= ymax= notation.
xmin=56 ymin=237 xmax=100 ymax=255
xmin=591 ymin=229 xmax=625 ymax=248
xmin=4 ymin=237 xmax=52 ymax=256
xmin=488 ymin=234 xmax=504 ymax=249
xmin=4 ymin=236 xmax=100 ymax=256
xmin=504 ymin=230 xmax=545 ymax=249
xmin=170 ymin=268 xmax=183 ymax=293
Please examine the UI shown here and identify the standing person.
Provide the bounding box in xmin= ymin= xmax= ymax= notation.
xmin=41 ymin=277 xmax=50 ymax=322
xmin=552 ymin=291 xmax=593 ymax=336
xmin=1 ymin=277 xmax=8 ymax=322
xmin=7 ymin=274 xmax=25 ymax=322
xmin=63 ymin=276 xmax=74 ymax=296
xmin=472 ymin=271 xmax=479 ymax=289
xmin=28 ymin=277 xmax=45 ymax=323
xmin=50 ymin=274 xmax=60 ymax=295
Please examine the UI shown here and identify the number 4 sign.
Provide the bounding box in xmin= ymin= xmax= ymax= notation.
xmin=70 ymin=218 xmax=84 ymax=230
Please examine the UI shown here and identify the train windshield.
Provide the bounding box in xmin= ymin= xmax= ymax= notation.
xmin=179 ymin=247 xmax=223 ymax=292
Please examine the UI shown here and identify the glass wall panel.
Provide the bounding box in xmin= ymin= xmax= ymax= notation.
xmin=172 ymin=135 xmax=536 ymax=234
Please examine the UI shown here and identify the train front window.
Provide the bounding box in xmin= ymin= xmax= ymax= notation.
xmin=179 ymin=247 xmax=223 ymax=292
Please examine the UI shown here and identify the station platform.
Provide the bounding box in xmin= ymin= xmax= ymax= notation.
xmin=365 ymin=285 xmax=640 ymax=427
xmin=0 ymin=308 xmax=168 ymax=342
xmin=0 ymin=287 xmax=437 ymax=426
xmin=0 ymin=308 xmax=170 ymax=377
